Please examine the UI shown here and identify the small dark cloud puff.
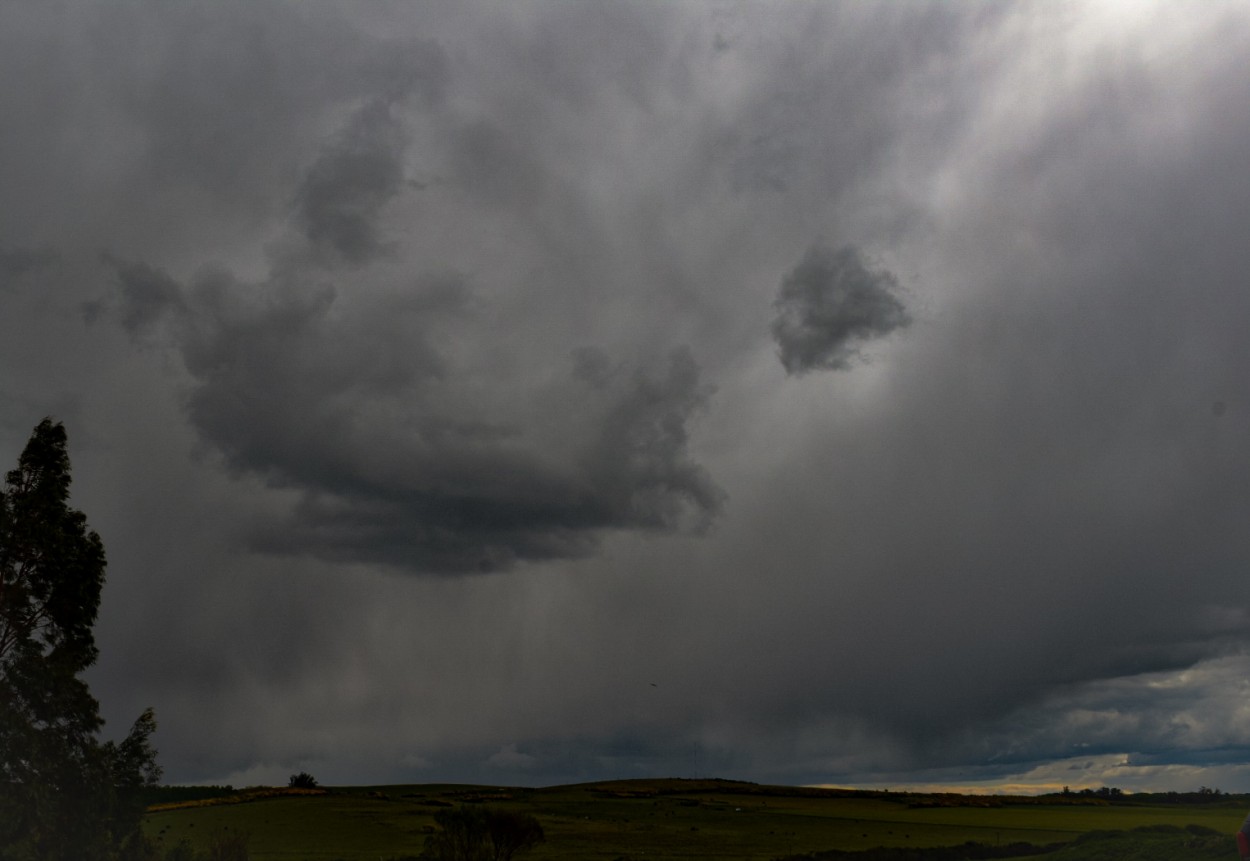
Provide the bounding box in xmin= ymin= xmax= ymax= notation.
xmin=771 ymin=243 xmax=910 ymax=375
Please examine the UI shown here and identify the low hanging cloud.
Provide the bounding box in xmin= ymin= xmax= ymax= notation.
xmin=106 ymin=255 xmax=723 ymax=574
xmin=771 ymin=243 xmax=910 ymax=375
xmin=101 ymin=87 xmax=723 ymax=575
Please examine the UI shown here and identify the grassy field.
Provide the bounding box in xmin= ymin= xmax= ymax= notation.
xmin=141 ymin=779 xmax=1247 ymax=861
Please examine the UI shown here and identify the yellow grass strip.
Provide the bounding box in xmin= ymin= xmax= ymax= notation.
xmin=146 ymin=786 xmax=327 ymax=812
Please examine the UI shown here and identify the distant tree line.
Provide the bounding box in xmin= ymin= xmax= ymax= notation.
xmin=138 ymin=785 xmax=239 ymax=807
xmin=1061 ymin=785 xmax=1124 ymax=799
xmin=1055 ymin=785 xmax=1239 ymax=805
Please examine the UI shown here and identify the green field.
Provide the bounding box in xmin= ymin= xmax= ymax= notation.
xmin=142 ymin=779 xmax=1247 ymax=861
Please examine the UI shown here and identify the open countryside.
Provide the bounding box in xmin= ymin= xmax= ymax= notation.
xmin=10 ymin=4 xmax=1250 ymax=860
xmin=143 ymin=779 xmax=1246 ymax=861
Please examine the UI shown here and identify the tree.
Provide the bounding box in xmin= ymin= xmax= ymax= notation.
xmin=423 ymin=806 xmax=544 ymax=861
xmin=0 ymin=419 xmax=161 ymax=861
xmin=288 ymin=771 xmax=318 ymax=789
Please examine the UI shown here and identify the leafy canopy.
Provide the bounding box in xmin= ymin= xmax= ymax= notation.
xmin=0 ymin=419 xmax=161 ymax=861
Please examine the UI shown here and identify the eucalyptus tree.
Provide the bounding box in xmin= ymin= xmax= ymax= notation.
xmin=0 ymin=419 xmax=160 ymax=861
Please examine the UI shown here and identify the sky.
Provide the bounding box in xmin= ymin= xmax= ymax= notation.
xmin=3 ymin=0 xmax=1250 ymax=794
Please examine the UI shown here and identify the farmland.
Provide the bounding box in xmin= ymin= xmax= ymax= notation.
xmin=142 ymin=779 xmax=1247 ymax=861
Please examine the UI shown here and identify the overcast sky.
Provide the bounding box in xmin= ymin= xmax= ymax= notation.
xmin=4 ymin=0 xmax=1250 ymax=793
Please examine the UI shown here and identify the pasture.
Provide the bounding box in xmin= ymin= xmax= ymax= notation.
xmin=142 ymin=779 xmax=1247 ymax=861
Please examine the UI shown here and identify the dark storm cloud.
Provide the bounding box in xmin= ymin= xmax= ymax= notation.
xmin=236 ymin=344 xmax=723 ymax=572
xmin=105 ymin=253 xmax=722 ymax=574
xmin=771 ymin=244 xmax=910 ymax=375
xmin=85 ymin=5 xmax=729 ymax=576
xmin=104 ymin=256 xmax=188 ymax=338
xmin=581 ymin=347 xmax=724 ymax=532
xmin=293 ymin=98 xmax=408 ymax=266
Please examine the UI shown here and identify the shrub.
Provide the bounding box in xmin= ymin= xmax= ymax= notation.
xmin=423 ymin=806 xmax=544 ymax=861
xmin=288 ymin=771 xmax=319 ymax=789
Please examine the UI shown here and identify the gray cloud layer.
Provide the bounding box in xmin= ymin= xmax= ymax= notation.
xmin=3 ymin=0 xmax=1250 ymax=792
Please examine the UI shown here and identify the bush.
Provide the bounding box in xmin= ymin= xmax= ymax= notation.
xmin=423 ymin=806 xmax=544 ymax=861
xmin=288 ymin=771 xmax=319 ymax=789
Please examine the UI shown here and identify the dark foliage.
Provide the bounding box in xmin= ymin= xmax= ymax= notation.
xmin=483 ymin=808 xmax=544 ymax=861
xmin=423 ymin=805 xmax=544 ymax=861
xmin=138 ymin=785 xmax=238 ymax=807
xmin=288 ymin=771 xmax=319 ymax=789
xmin=142 ymin=831 xmax=250 ymax=861
xmin=0 ymin=419 xmax=161 ymax=861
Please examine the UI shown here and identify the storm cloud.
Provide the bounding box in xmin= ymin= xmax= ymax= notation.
xmin=100 ymin=82 xmax=723 ymax=574
xmin=105 ymin=259 xmax=722 ymax=573
xmin=293 ymin=97 xmax=409 ymax=266
xmin=4 ymin=0 xmax=1250 ymax=794
xmin=771 ymin=244 xmax=910 ymax=374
